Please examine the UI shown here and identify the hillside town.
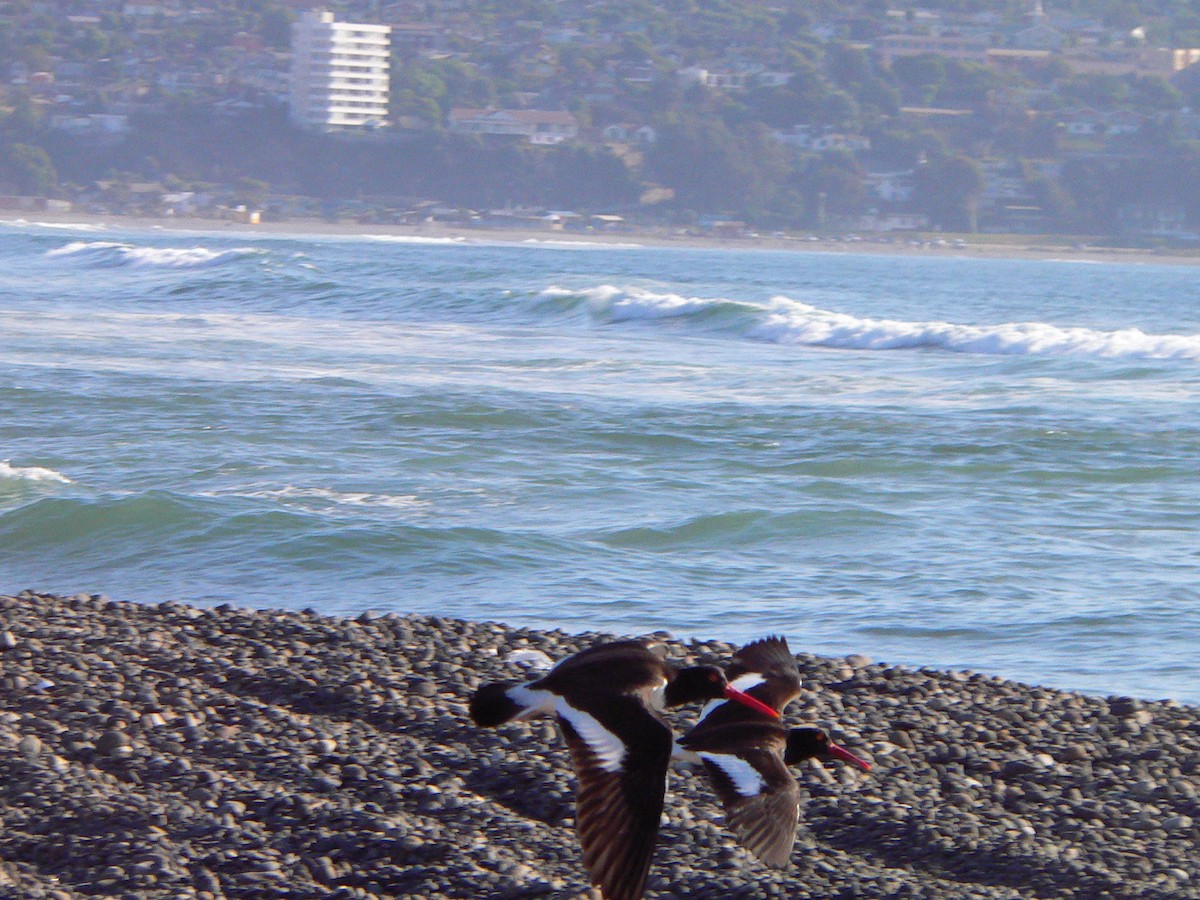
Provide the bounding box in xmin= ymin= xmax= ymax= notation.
xmin=2 ymin=0 xmax=1200 ymax=241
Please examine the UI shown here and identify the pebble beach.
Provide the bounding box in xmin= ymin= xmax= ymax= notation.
xmin=2 ymin=592 xmax=1199 ymax=899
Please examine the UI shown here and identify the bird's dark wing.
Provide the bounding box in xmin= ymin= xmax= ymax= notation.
xmin=556 ymin=694 xmax=673 ymax=900
xmin=680 ymin=720 xmax=800 ymax=869
xmin=694 ymin=636 xmax=801 ymax=727
xmin=696 ymin=746 xmax=801 ymax=868
xmin=726 ymin=635 xmax=802 ymax=710
xmin=537 ymin=641 xmax=665 ymax=698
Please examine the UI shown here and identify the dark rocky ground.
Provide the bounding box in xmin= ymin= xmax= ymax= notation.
xmin=1 ymin=590 xmax=1198 ymax=899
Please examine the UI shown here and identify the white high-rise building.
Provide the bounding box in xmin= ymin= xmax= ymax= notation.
xmin=290 ymin=10 xmax=391 ymax=131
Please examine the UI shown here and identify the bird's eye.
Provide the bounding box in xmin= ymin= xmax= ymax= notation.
xmin=708 ymin=671 xmax=719 ymax=682
xmin=816 ymin=731 xmax=826 ymax=742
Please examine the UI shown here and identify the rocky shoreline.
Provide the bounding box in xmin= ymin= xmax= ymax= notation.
xmin=1 ymin=591 xmax=1198 ymax=899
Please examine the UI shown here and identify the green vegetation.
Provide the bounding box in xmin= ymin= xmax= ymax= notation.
xmin=2 ymin=0 xmax=1200 ymax=238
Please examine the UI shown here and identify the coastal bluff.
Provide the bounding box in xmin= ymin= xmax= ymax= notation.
xmin=0 ymin=591 xmax=1197 ymax=899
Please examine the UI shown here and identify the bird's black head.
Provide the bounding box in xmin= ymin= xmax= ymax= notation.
xmin=665 ymin=665 xmax=781 ymax=718
xmin=784 ymin=727 xmax=871 ymax=771
xmin=665 ymin=665 xmax=730 ymax=706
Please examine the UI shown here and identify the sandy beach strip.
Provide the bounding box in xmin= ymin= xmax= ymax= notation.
xmin=1 ymin=591 xmax=1197 ymax=899
xmin=7 ymin=211 xmax=1200 ymax=266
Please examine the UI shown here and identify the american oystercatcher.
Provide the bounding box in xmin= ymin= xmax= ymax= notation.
xmin=692 ymin=635 xmax=803 ymax=727
xmin=678 ymin=721 xmax=870 ymax=867
xmin=678 ymin=636 xmax=871 ymax=868
xmin=469 ymin=638 xmax=780 ymax=900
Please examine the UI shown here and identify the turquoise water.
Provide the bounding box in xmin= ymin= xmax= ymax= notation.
xmin=3 ymin=221 xmax=1199 ymax=702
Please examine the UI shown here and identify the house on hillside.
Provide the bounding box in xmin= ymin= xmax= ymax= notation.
xmin=808 ymin=132 xmax=870 ymax=152
xmin=772 ymin=126 xmax=870 ymax=153
xmin=1011 ymin=0 xmax=1065 ymax=50
xmin=864 ymin=170 xmax=915 ymax=204
xmin=1175 ymin=109 xmax=1200 ymax=141
xmin=1118 ymin=203 xmax=1195 ymax=239
xmin=602 ymin=123 xmax=657 ymax=144
xmin=856 ymin=211 xmax=929 ymax=231
xmin=1060 ymin=108 xmax=1142 ymax=137
xmin=447 ymin=108 xmax=579 ymax=144
xmin=1012 ymin=22 xmax=1065 ymax=51
xmin=678 ymin=66 xmax=749 ymax=90
xmin=876 ymin=33 xmax=990 ymax=67
xmin=50 ymin=113 xmax=130 ymax=145
xmin=677 ymin=64 xmax=793 ymax=91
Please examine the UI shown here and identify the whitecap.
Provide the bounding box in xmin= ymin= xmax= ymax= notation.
xmin=360 ymin=234 xmax=468 ymax=245
xmin=541 ymin=285 xmax=1200 ymax=361
xmin=123 ymin=245 xmax=256 ymax=267
xmin=543 ymin=283 xmax=754 ymax=321
xmin=610 ymin=286 xmax=746 ymax=320
xmin=0 ymin=218 xmax=108 ymax=232
xmin=752 ymin=295 xmax=1200 ymax=360
xmin=45 ymin=240 xmax=261 ymax=268
xmin=45 ymin=240 xmax=127 ymax=257
xmin=519 ymin=238 xmax=643 ymax=250
xmin=0 ymin=460 xmax=71 ymax=483
xmin=541 ymin=284 xmax=622 ymax=301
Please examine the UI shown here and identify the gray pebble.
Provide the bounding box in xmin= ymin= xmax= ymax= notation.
xmin=0 ymin=590 xmax=1197 ymax=900
xmin=16 ymin=735 xmax=42 ymax=758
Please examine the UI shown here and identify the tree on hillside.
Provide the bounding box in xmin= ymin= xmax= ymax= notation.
xmin=259 ymin=6 xmax=295 ymax=50
xmin=891 ymin=54 xmax=947 ymax=106
xmin=797 ymin=148 xmax=866 ymax=223
xmin=855 ymin=78 xmax=901 ymax=117
xmin=935 ymin=60 xmax=1004 ymax=110
xmin=645 ymin=116 xmax=791 ymax=216
xmin=863 ymin=125 xmax=946 ymax=169
xmin=538 ymin=145 xmax=642 ymax=208
xmin=825 ymin=43 xmax=872 ymax=90
xmin=0 ymin=143 xmax=59 ymax=195
xmin=1022 ymin=162 xmax=1078 ymax=231
xmin=913 ymin=153 xmax=984 ymax=231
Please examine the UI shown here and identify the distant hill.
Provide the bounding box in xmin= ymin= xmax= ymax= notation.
xmin=2 ymin=0 xmax=1200 ymax=238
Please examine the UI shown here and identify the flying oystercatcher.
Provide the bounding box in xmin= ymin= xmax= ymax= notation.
xmin=469 ymin=638 xmax=780 ymax=900
xmin=691 ymin=635 xmax=804 ymax=728
xmin=678 ymin=636 xmax=871 ymax=868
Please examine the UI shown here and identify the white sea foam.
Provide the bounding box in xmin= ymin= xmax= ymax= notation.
xmin=0 ymin=461 xmax=71 ymax=484
xmin=46 ymin=240 xmax=259 ymax=268
xmin=543 ymin=284 xmax=735 ymax=319
xmin=751 ymin=295 xmax=1200 ymax=359
xmin=361 ymin=234 xmax=467 ymax=245
xmin=205 ymin=485 xmax=427 ymax=512
xmin=519 ymin=237 xmax=643 ymax=250
xmin=1 ymin=218 xmax=108 ymax=232
xmin=359 ymin=232 xmax=641 ymax=249
xmin=45 ymin=240 xmax=125 ymax=256
xmin=542 ymin=285 xmax=1200 ymax=360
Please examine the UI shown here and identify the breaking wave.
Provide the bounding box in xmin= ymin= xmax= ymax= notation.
xmin=360 ymin=234 xmax=468 ymax=245
xmin=541 ymin=285 xmax=1200 ymax=360
xmin=1 ymin=218 xmax=108 ymax=232
xmin=46 ymin=240 xmax=261 ymax=268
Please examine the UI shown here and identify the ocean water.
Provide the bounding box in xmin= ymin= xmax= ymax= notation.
xmin=2 ymin=220 xmax=1199 ymax=703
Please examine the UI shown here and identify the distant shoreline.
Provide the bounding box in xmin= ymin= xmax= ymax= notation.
xmin=7 ymin=210 xmax=1200 ymax=266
